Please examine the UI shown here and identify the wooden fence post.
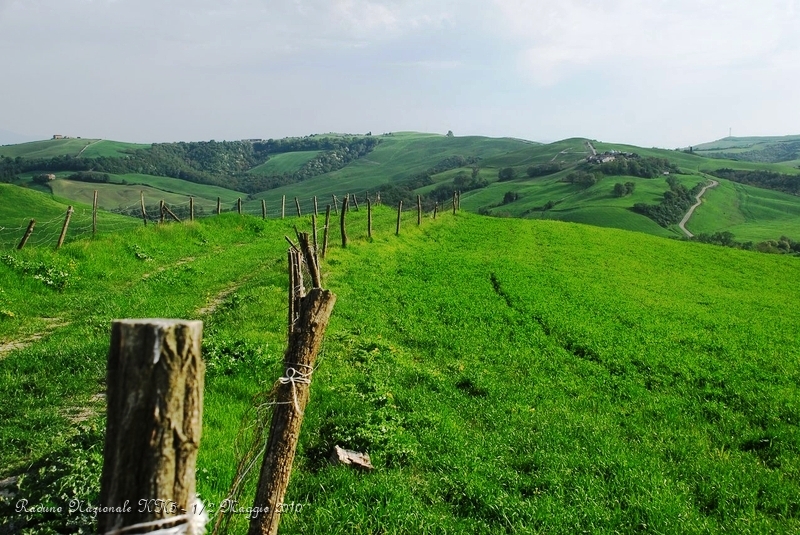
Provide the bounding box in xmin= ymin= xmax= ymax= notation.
xmin=262 ymin=199 xmax=267 ymax=220
xmin=238 ymin=198 xmax=243 ymax=215
xmin=434 ymin=202 xmax=438 ymax=220
xmin=417 ymin=195 xmax=422 ymax=226
xmin=376 ymin=191 xmax=381 ymax=205
xmin=249 ymin=242 xmax=335 ymax=535
xmin=351 ymin=193 xmax=359 ymax=211
xmin=367 ymin=198 xmax=372 ymax=238
xmin=92 ymin=190 xmax=98 ymax=236
xmin=322 ymin=205 xmax=330 ymax=259
xmin=340 ymin=195 xmax=349 ymax=248
xmin=282 ymin=195 xmax=286 ymax=219
xmin=164 ymin=204 xmax=181 ymax=223
xmin=99 ymin=319 xmax=204 ymax=534
xmin=452 ymin=192 xmax=457 ymax=215
xmin=17 ymin=219 xmax=35 ymax=250
xmin=160 ymin=200 xmax=165 ymax=224
xmin=56 ymin=206 xmax=74 ymax=249
xmin=332 ymin=195 xmax=339 ymax=215
xmin=457 ymin=190 xmax=461 ymax=211
xmin=396 ymin=200 xmax=402 ymax=236
xmin=314 ymin=196 xmax=318 ymax=217
xmin=190 ymin=196 xmax=194 ymax=221
xmin=217 ymin=197 xmax=221 ymax=216
xmin=312 ymin=214 xmax=319 ymax=265
xmin=295 ymin=197 xmax=302 ymax=217
xmin=140 ymin=192 xmax=147 ymax=226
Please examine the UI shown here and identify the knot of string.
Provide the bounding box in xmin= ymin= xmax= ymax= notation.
xmin=277 ymin=364 xmax=313 ymax=414
xmin=103 ymin=496 xmax=207 ymax=535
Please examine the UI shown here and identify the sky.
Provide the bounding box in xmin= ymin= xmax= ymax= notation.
xmin=1 ymin=0 xmax=799 ymax=148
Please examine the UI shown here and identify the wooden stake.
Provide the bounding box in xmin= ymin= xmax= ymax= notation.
xmin=99 ymin=319 xmax=204 ymax=535
xmin=376 ymin=191 xmax=381 ymax=205
xmin=340 ymin=195 xmax=349 ymax=248
xmin=345 ymin=194 xmax=350 ymax=214
xmin=295 ymin=197 xmax=302 ymax=217
xmin=238 ymin=197 xmax=243 ymax=215
xmin=396 ymin=200 xmax=402 ymax=236
xmin=217 ymin=197 xmax=221 ymax=216
xmin=160 ymin=200 xmax=165 ymax=224
xmin=314 ymin=196 xmax=318 ymax=217
xmin=140 ymin=192 xmax=147 ymax=226
xmin=262 ymin=199 xmax=267 ymax=219
xmin=322 ymin=205 xmax=330 ymax=259
xmin=92 ymin=190 xmax=98 ymax=236
xmin=311 ymin=214 xmax=319 ymax=266
xmin=249 ymin=248 xmax=335 ymax=535
xmin=453 ymin=192 xmax=457 ymax=215
xmin=332 ymin=195 xmax=339 ymax=215
xmin=434 ymin=202 xmax=438 ymax=220
xmin=351 ymin=193 xmax=359 ymax=211
xmin=189 ymin=196 xmax=194 ymax=222
xmin=164 ymin=204 xmax=181 ymax=223
xmin=56 ymin=206 xmax=74 ymax=249
xmin=367 ymin=198 xmax=372 ymax=238
xmin=17 ymin=219 xmax=35 ymax=250
xmin=417 ymin=194 xmax=422 ymax=226
xmin=282 ymin=195 xmax=286 ymax=219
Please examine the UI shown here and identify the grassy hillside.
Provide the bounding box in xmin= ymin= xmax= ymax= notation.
xmin=247 ymin=151 xmax=322 ymax=175
xmin=691 ymin=135 xmax=800 ymax=164
xmin=0 ymin=207 xmax=798 ymax=533
xmin=0 ymin=138 xmax=147 ymax=159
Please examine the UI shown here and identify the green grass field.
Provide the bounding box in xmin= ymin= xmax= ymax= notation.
xmin=247 ymin=151 xmax=322 ymax=175
xmin=0 ymin=139 xmax=147 ymax=159
xmin=0 ymin=204 xmax=798 ymax=533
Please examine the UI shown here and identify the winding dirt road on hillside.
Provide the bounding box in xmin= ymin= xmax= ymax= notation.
xmin=679 ymin=179 xmax=719 ymax=238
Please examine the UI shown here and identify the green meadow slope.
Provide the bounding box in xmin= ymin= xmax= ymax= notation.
xmin=0 ymin=207 xmax=798 ymax=533
xmin=691 ymin=135 xmax=800 ymax=166
xmin=0 ymin=138 xmax=148 ymax=159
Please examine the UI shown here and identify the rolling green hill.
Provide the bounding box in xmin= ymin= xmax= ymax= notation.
xmin=247 ymin=150 xmax=322 ymax=175
xmin=0 ymin=208 xmax=798 ymax=533
xmin=691 ymin=135 xmax=800 ymax=165
xmin=0 ymin=138 xmax=148 ymax=159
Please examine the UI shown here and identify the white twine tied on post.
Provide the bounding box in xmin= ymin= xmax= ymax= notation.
xmin=277 ymin=364 xmax=314 ymax=414
xmin=103 ymin=496 xmax=208 ymax=535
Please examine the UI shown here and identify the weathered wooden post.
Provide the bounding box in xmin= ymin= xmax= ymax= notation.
xmin=434 ymin=202 xmax=438 ymax=220
xmin=311 ymin=214 xmax=319 ymax=265
xmin=295 ymin=197 xmax=302 ymax=217
xmin=249 ymin=240 xmax=335 ymax=535
xmin=332 ymin=194 xmax=338 ymax=215
xmin=417 ymin=194 xmax=422 ymax=226
xmin=351 ymin=193 xmax=359 ymax=211
xmin=367 ymin=198 xmax=372 ymax=238
xmin=92 ymin=190 xmax=98 ymax=236
xmin=140 ymin=192 xmax=148 ymax=226
xmin=282 ymin=195 xmax=286 ymax=219
xmin=322 ymin=205 xmax=330 ymax=259
xmin=217 ymin=197 xmax=221 ymax=216
xmin=238 ymin=197 xmax=243 ymax=215
xmin=99 ymin=319 xmax=205 ymax=535
xmin=160 ymin=200 xmax=165 ymax=224
xmin=262 ymin=199 xmax=267 ymax=220
xmin=452 ymin=192 xmax=457 ymax=215
xmin=340 ymin=195 xmax=349 ymax=248
xmin=396 ymin=200 xmax=402 ymax=236
xmin=457 ymin=190 xmax=461 ymax=211
xmin=56 ymin=206 xmax=74 ymax=249
xmin=17 ymin=219 xmax=35 ymax=250
xmin=313 ymin=196 xmax=318 ymax=217
xmin=376 ymin=191 xmax=381 ymax=205
xmin=189 ymin=196 xmax=194 ymax=221
xmin=164 ymin=204 xmax=181 ymax=223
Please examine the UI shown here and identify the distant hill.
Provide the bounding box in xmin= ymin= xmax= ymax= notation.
xmin=691 ymin=135 xmax=800 ymax=166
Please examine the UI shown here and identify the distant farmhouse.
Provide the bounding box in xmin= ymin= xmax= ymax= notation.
xmin=52 ymin=134 xmax=74 ymax=140
xmin=586 ymin=150 xmax=636 ymax=164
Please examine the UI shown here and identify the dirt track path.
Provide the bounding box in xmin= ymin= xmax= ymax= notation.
xmin=679 ymin=180 xmax=719 ymax=238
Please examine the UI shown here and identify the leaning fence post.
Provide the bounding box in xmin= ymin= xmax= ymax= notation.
xmin=92 ymin=190 xmax=98 ymax=236
xmin=140 ymin=192 xmax=147 ymax=226
xmin=164 ymin=204 xmax=181 ymax=223
xmin=99 ymin=319 xmax=205 ymax=534
xmin=351 ymin=193 xmax=359 ymax=211
xmin=340 ymin=195 xmax=349 ymax=248
xmin=249 ymin=241 xmax=335 ymax=535
xmin=56 ymin=206 xmax=74 ymax=249
xmin=295 ymin=197 xmax=302 ymax=217
xmin=322 ymin=205 xmax=330 ymax=259
xmin=17 ymin=219 xmax=35 ymax=250
xmin=396 ymin=200 xmax=402 ymax=236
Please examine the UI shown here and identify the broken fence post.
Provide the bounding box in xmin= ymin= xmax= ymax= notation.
xmin=17 ymin=219 xmax=35 ymax=250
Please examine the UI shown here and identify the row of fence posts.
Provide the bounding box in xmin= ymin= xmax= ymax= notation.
xmin=22 ymin=185 xmax=461 ymax=534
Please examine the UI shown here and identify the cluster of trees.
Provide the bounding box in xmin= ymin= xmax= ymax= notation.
xmin=564 ymin=170 xmax=599 ymax=187
xmin=688 ymin=232 xmax=800 ymax=255
xmin=612 ymin=182 xmax=636 ymax=197
xmin=502 ymin=191 xmax=520 ymax=205
xmin=526 ymin=162 xmax=563 ymax=178
xmin=592 ymin=156 xmax=679 ymax=178
xmin=709 ymin=142 xmax=800 ymax=164
xmin=0 ymin=136 xmax=380 ymax=195
xmin=66 ymin=171 xmax=111 ymax=183
xmin=633 ymin=177 xmax=703 ymax=227
xmin=374 ymin=156 xmax=482 ymax=208
xmin=710 ymin=168 xmax=800 ymax=196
